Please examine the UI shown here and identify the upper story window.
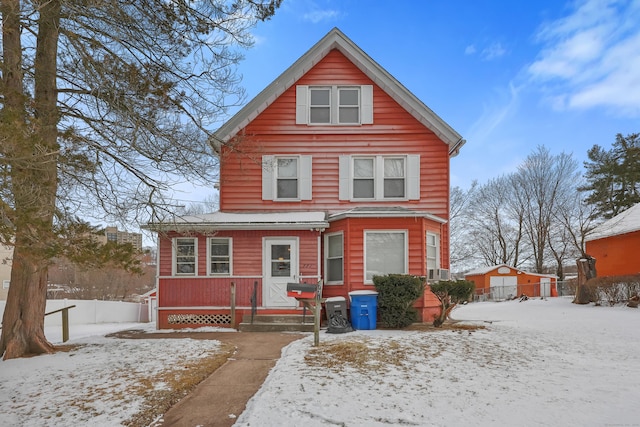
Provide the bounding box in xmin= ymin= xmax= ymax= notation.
xmin=209 ymin=237 xmax=231 ymax=275
xmin=262 ymin=155 xmax=312 ymax=201
xmin=276 ymin=157 xmax=299 ymax=199
xmin=340 ymin=155 xmax=419 ymax=201
xmin=297 ymin=85 xmax=373 ymax=125
xmin=309 ymin=87 xmax=331 ymax=123
xmin=174 ymin=237 xmax=196 ymax=275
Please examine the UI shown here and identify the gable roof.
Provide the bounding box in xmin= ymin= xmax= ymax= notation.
xmin=585 ymin=202 xmax=640 ymax=241
xmin=213 ymin=27 xmax=465 ymax=157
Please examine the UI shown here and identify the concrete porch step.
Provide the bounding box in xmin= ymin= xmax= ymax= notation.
xmin=238 ymin=314 xmax=317 ymax=332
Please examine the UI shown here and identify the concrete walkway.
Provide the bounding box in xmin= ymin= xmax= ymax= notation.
xmin=149 ymin=332 xmax=305 ymax=427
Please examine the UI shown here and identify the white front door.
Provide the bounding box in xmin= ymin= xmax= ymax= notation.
xmin=264 ymin=238 xmax=299 ymax=307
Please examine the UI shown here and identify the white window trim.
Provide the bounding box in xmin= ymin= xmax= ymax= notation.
xmin=207 ymin=237 xmax=232 ymax=276
xmin=262 ymin=155 xmax=312 ymax=201
xmin=363 ymin=230 xmax=408 ymax=284
xmin=339 ymin=154 xmax=420 ymax=201
xmin=173 ymin=237 xmax=197 ymax=276
xmin=426 ymin=232 xmax=440 ymax=271
xmin=324 ymin=232 xmax=344 ymax=285
xmin=297 ymin=85 xmax=373 ymax=125
xmin=2 ymin=280 xmax=9 ymax=289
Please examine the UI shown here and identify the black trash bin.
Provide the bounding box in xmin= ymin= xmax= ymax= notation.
xmin=325 ymin=296 xmax=352 ymax=334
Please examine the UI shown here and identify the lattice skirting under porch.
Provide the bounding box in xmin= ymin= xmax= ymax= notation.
xmin=167 ymin=313 xmax=232 ymax=325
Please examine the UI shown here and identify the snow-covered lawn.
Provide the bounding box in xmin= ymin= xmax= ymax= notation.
xmin=236 ymin=297 xmax=640 ymax=427
xmin=1 ymin=297 xmax=638 ymax=426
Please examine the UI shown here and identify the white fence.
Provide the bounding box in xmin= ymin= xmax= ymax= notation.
xmin=0 ymin=299 xmax=150 ymax=326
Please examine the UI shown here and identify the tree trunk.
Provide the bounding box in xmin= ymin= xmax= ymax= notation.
xmin=0 ymin=0 xmax=62 ymax=359
xmin=573 ymin=257 xmax=597 ymax=305
xmin=1 ymin=243 xmax=54 ymax=359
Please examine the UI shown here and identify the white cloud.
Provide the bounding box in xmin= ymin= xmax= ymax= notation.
xmin=303 ymin=9 xmax=341 ymax=23
xmin=527 ymin=0 xmax=640 ymax=117
xmin=464 ymin=44 xmax=477 ymax=55
xmin=481 ymin=42 xmax=507 ymax=60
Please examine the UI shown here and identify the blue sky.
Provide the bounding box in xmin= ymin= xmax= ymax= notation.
xmin=224 ymin=0 xmax=640 ymax=190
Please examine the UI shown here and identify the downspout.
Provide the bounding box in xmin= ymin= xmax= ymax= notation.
xmin=448 ymin=137 xmax=466 ymax=157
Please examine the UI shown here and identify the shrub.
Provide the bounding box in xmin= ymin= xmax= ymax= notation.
xmin=429 ymin=280 xmax=475 ymax=327
xmin=373 ymin=274 xmax=426 ymax=328
xmin=584 ymin=274 xmax=640 ymax=306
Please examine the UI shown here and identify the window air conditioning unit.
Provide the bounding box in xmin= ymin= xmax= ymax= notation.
xmin=439 ymin=269 xmax=450 ymax=281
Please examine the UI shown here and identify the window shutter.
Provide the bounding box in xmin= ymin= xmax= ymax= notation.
xmin=296 ymin=86 xmax=308 ymax=124
xmin=338 ymin=155 xmax=351 ymax=200
xmin=407 ymin=154 xmax=420 ymax=200
xmin=300 ymin=155 xmax=312 ymax=200
xmin=262 ymin=155 xmax=274 ymax=200
xmin=361 ymin=85 xmax=373 ymax=124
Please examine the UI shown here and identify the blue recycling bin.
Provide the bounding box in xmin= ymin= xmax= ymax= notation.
xmin=349 ymin=290 xmax=378 ymax=330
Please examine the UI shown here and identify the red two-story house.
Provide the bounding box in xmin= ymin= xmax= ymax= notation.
xmin=147 ymin=28 xmax=465 ymax=329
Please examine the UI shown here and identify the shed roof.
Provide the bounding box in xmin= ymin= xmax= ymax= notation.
xmin=213 ymin=27 xmax=465 ymax=157
xmin=585 ymin=203 xmax=640 ymax=241
xmin=465 ymin=264 xmax=557 ymax=279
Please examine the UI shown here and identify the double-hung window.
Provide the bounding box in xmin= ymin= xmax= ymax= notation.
xmin=174 ymin=237 xmax=196 ymax=275
xmin=325 ymin=233 xmax=344 ymax=284
xmin=309 ymin=87 xmax=331 ymax=124
xmin=209 ymin=237 xmax=231 ymax=275
xmin=262 ymin=155 xmax=312 ymax=201
xmin=297 ymin=85 xmax=373 ymax=125
xmin=2 ymin=280 xmax=9 ymax=289
xmin=339 ymin=154 xmax=419 ymax=201
xmin=276 ymin=157 xmax=299 ymax=199
xmin=426 ymin=233 xmax=439 ymax=273
xmin=364 ymin=231 xmax=407 ymax=283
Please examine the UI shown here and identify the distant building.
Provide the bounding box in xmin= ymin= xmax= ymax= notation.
xmin=0 ymin=244 xmax=12 ymax=300
xmin=97 ymin=227 xmax=143 ymax=251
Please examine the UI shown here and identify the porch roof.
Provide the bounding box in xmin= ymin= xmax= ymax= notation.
xmin=328 ymin=207 xmax=447 ymax=223
xmin=145 ymin=211 xmax=329 ymax=232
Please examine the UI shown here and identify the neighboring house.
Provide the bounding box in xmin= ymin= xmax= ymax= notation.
xmin=465 ymin=264 xmax=557 ymax=300
xmin=146 ymin=28 xmax=466 ymax=329
xmin=585 ymin=203 xmax=640 ymax=278
xmin=0 ymin=244 xmax=12 ymax=300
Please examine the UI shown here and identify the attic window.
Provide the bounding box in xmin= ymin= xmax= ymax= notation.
xmin=297 ymin=85 xmax=373 ymax=125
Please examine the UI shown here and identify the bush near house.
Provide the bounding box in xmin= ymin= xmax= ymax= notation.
xmin=430 ymin=280 xmax=475 ymax=327
xmin=373 ymin=274 xmax=426 ymax=328
xmin=584 ymin=274 xmax=640 ymax=306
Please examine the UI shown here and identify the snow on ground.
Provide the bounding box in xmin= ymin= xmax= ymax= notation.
xmin=1 ymin=297 xmax=638 ymax=427
xmin=235 ymin=297 xmax=640 ymax=427
xmin=0 ymin=323 xmax=228 ymax=427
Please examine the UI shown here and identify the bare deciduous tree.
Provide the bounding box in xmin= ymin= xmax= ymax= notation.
xmin=0 ymin=0 xmax=281 ymax=359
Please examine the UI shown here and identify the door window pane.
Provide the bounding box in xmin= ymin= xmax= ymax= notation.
xmin=271 ymin=244 xmax=291 ymax=277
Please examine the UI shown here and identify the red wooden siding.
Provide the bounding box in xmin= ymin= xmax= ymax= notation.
xmin=585 ymin=232 xmax=640 ymax=277
xmin=219 ymin=49 xmax=450 ymax=218
xmin=157 ymin=229 xmax=321 ymax=308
